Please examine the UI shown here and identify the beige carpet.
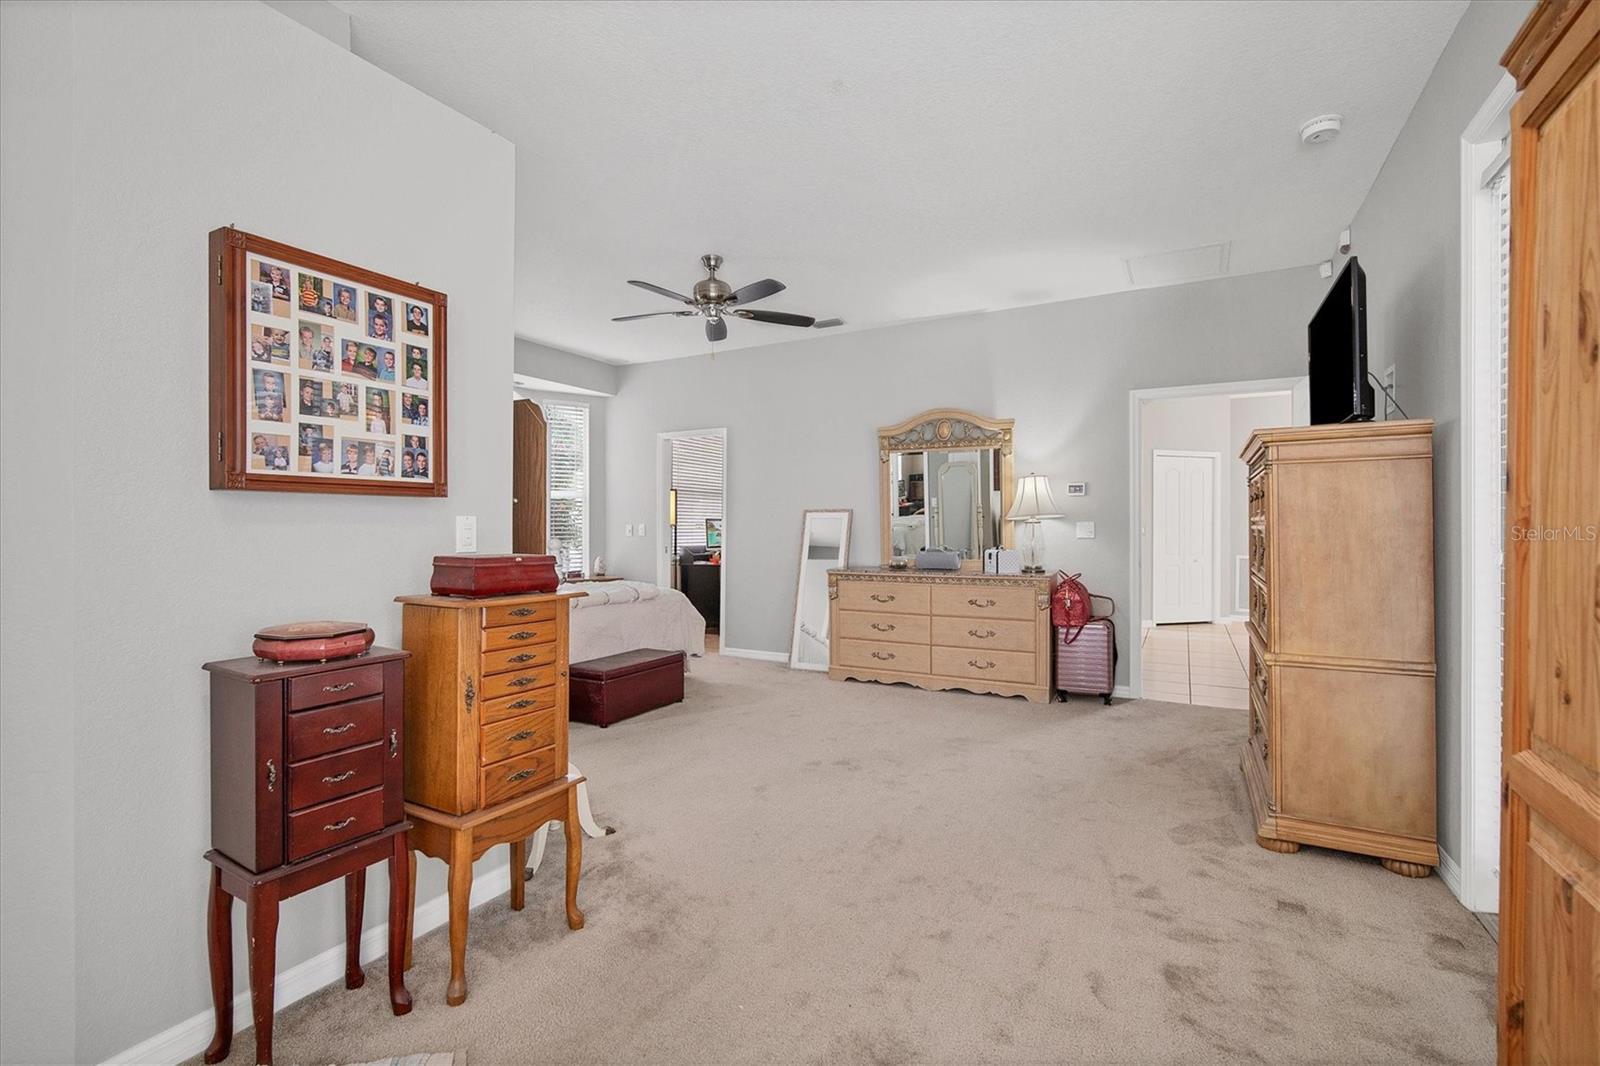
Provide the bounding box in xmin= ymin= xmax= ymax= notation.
xmin=200 ymin=654 xmax=1495 ymax=1065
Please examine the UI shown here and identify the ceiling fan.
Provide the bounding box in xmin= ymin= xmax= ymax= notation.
xmin=612 ymin=254 xmax=819 ymax=343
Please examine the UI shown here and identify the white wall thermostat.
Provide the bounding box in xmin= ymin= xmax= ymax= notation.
xmin=1065 ymin=482 xmax=1087 ymax=497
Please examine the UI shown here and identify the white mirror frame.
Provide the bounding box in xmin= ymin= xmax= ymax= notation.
xmin=789 ymin=508 xmax=852 ymax=670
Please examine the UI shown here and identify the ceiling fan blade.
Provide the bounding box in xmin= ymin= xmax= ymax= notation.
xmin=728 ymin=278 xmax=785 ymax=305
xmin=611 ymin=311 xmax=694 ymax=321
xmin=627 ymin=279 xmax=694 ymax=305
xmin=731 ymin=309 xmax=817 ymax=328
xmin=706 ymin=317 xmax=728 ymax=343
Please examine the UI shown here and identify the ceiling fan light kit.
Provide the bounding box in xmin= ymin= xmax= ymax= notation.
xmin=613 ymin=253 xmax=824 ymax=343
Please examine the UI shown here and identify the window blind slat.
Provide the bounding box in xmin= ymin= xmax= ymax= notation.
xmin=671 ymin=434 xmax=724 ymax=551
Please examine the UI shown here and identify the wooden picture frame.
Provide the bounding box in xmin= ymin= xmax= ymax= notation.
xmin=208 ymin=226 xmax=448 ymax=496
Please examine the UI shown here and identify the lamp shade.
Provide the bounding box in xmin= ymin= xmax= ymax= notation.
xmin=1005 ymin=473 xmax=1063 ymax=521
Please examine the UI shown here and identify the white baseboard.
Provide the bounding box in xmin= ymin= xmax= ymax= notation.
xmin=720 ymin=646 xmax=788 ymax=663
xmin=102 ymin=863 xmax=515 ymax=1065
xmin=1220 ymin=612 xmax=1248 ymax=624
xmin=1436 ymin=847 xmax=1464 ymax=904
xmin=1113 ymin=685 xmax=1132 ymax=699
xmin=790 ymin=662 xmax=827 ymax=672
xmin=1141 ymin=620 xmax=1155 ymax=632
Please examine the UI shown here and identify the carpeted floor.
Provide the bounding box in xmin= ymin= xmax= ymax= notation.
xmin=201 ymin=654 xmax=1496 ymax=1065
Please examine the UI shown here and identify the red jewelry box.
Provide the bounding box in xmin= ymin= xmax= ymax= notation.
xmin=251 ymin=621 xmax=375 ymax=663
xmin=429 ymin=554 xmax=559 ymax=598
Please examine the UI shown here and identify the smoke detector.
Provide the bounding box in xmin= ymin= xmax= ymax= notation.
xmin=1300 ymin=114 xmax=1343 ymax=145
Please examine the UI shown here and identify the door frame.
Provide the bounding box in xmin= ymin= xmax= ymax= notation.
xmin=655 ymin=426 xmax=728 ymax=639
xmin=1150 ymin=449 xmax=1221 ymax=625
xmin=1127 ymin=376 xmax=1307 ymax=699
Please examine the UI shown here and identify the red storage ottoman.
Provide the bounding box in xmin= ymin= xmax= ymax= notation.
xmin=569 ymin=648 xmax=685 ymax=727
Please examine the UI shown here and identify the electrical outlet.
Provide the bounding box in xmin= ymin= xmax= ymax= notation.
xmin=454 ymin=515 xmax=478 ymax=553
xmin=1382 ymin=365 xmax=1397 ymax=419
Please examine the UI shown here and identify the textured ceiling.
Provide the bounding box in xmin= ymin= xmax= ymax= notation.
xmin=337 ymin=0 xmax=1467 ymax=364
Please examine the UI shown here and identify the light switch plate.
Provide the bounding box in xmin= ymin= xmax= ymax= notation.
xmin=1075 ymin=521 xmax=1095 ymax=539
xmin=454 ymin=515 xmax=478 ymax=553
xmin=624 ymin=524 xmax=634 ymax=537
xmin=638 ymin=522 xmax=647 ymax=537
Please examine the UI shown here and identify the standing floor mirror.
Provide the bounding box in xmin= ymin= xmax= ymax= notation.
xmin=789 ymin=509 xmax=852 ymax=670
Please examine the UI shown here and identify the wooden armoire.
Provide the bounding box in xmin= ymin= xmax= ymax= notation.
xmin=1497 ymin=2 xmax=1600 ymax=1062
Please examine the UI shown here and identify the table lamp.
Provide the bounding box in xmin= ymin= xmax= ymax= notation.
xmin=1005 ymin=473 xmax=1063 ymax=573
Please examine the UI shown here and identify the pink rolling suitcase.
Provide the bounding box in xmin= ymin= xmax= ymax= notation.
xmin=1056 ymin=617 xmax=1117 ymax=704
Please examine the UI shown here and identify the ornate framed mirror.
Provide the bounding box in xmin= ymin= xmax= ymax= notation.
xmin=878 ymin=409 xmax=1015 ymax=563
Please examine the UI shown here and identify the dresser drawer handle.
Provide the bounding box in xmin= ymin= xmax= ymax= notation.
xmin=968 ymin=628 xmax=996 ymax=639
xmin=323 ymin=816 xmax=357 ymax=832
xmin=870 ymin=651 xmax=895 ymax=661
xmin=266 ymin=759 xmax=276 ymax=792
xmin=968 ymin=659 xmax=996 ymax=670
xmin=506 ymin=768 xmax=538 ymax=783
xmin=509 ymin=698 xmax=537 ymax=710
xmin=508 ymin=675 xmax=539 ymax=688
xmin=322 ymin=681 xmax=357 ymax=693
xmin=321 ymin=769 xmax=357 ymax=784
xmin=870 ymin=594 xmax=896 ymax=603
xmin=869 ymin=622 xmax=896 ymax=632
xmin=509 ymin=630 xmax=536 ymax=640
xmin=508 ymin=652 xmax=536 ymax=663
xmin=510 ymin=607 xmax=537 ymax=617
xmin=508 ymin=729 xmax=537 ymax=742
xmin=389 ymin=729 xmax=398 ymax=758
xmin=322 ymin=722 xmax=357 ymax=735
xmin=967 ymin=598 xmax=996 ymax=609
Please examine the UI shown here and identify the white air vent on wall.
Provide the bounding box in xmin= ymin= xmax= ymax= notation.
xmin=1124 ymin=242 xmax=1232 ymax=287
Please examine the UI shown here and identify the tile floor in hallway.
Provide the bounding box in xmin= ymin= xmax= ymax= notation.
xmin=1140 ymin=621 xmax=1250 ymax=708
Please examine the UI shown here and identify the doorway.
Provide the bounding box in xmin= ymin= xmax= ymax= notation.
xmin=1127 ymin=377 xmax=1306 ymax=701
xmin=656 ymin=428 xmax=727 ymax=638
xmin=1151 ymin=450 xmax=1217 ymax=624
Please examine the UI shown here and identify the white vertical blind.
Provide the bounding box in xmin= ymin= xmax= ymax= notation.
xmin=671 ymin=434 xmax=724 ymax=551
xmin=1491 ymin=162 xmax=1511 ymax=659
xmin=545 ymin=400 xmax=589 ymax=572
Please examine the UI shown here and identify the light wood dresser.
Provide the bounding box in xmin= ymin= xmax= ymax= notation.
xmin=395 ymin=590 xmax=587 ymax=1004
xmin=827 ymin=567 xmax=1054 ymax=703
xmin=1240 ymin=420 xmax=1438 ymax=876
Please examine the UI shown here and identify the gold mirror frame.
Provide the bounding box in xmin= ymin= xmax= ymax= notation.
xmin=878 ymin=408 xmax=1016 ymax=561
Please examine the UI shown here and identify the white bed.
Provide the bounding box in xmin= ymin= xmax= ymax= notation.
xmin=560 ymin=579 xmax=706 ymax=666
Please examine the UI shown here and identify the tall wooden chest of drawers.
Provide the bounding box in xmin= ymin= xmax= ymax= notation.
xmin=827 ymin=567 xmax=1055 ymax=703
xmin=1240 ymin=420 xmax=1438 ymax=876
xmin=396 ymin=592 xmax=581 ymax=814
xmin=201 ymin=648 xmax=413 ymax=1064
xmin=205 ymin=648 xmax=409 ymax=871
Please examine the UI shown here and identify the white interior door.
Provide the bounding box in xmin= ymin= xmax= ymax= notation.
xmin=1152 ymin=451 xmax=1215 ymax=624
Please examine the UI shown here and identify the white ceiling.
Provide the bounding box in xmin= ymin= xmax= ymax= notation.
xmin=336 ymin=0 xmax=1467 ymax=364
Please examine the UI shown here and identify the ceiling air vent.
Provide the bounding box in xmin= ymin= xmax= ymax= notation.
xmin=1124 ymin=242 xmax=1232 ymax=287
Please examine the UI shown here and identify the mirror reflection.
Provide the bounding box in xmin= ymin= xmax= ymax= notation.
xmin=889 ymin=449 xmax=1002 ymax=560
xmin=790 ymin=509 xmax=851 ymax=670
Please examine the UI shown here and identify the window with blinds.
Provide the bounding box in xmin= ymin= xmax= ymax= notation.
xmin=670 ymin=434 xmax=724 ymax=551
xmin=545 ymin=400 xmax=589 ymax=572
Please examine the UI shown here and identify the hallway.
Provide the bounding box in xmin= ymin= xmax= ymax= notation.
xmin=1139 ymin=621 xmax=1249 ymax=709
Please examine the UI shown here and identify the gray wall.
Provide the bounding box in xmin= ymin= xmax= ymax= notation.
xmin=0 ymin=3 xmax=514 ymax=1061
xmin=1344 ymin=0 xmax=1530 ymax=870
xmin=604 ymin=265 xmax=1327 ymax=671
xmin=515 ymin=337 xmax=622 ymax=397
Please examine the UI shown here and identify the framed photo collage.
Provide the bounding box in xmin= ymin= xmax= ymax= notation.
xmin=209 ymin=227 xmax=447 ymax=496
